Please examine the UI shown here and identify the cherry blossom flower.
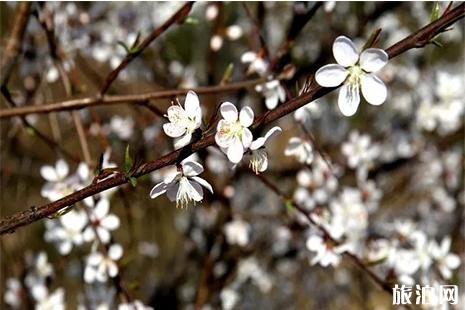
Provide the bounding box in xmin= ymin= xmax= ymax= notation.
xmin=255 ymin=80 xmax=286 ymax=110
xmin=224 ymin=218 xmax=251 ymax=247
xmin=284 ymin=137 xmax=314 ymax=164
xmin=341 ymin=131 xmax=380 ymax=177
xmin=4 ymin=278 xmax=23 ymax=309
xmin=35 ymin=288 xmax=65 ymax=310
xmin=315 ymin=36 xmax=389 ymax=116
xmin=150 ymin=160 xmax=213 ymax=208
xmin=220 ymin=288 xmax=240 ymax=310
xmin=109 ymin=116 xmax=134 ymax=140
xmin=248 ymin=126 xmax=282 ymax=174
xmin=306 ymin=235 xmax=343 ymax=267
xmin=215 ymin=102 xmax=254 ymax=163
xmin=44 ymin=210 xmax=88 ymax=255
xmin=84 ymin=244 xmax=123 ymax=283
xmin=163 ymin=91 xmax=202 ymax=148
xmin=241 ymin=51 xmax=268 ymax=76
xmin=83 ymin=198 xmax=120 ymax=244
xmin=430 ymin=236 xmax=461 ymax=279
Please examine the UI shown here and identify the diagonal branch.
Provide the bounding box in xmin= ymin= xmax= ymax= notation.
xmin=1 ymin=3 xmax=464 ymax=235
xmin=99 ymin=2 xmax=194 ymax=96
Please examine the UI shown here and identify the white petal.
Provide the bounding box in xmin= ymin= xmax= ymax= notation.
xmin=338 ymin=84 xmax=360 ymax=117
xmin=239 ymin=106 xmax=254 ymax=127
xmin=184 ymin=90 xmax=200 ymax=116
xmin=107 ymin=261 xmax=119 ymax=277
xmin=191 ymin=176 xmax=213 ymax=194
xmin=241 ymin=51 xmax=257 ymax=63
xmin=40 ymin=165 xmax=58 ymax=182
xmin=445 ymin=254 xmax=460 ymax=269
xmin=150 ymin=182 xmax=167 ymax=199
xmin=167 ymin=105 xmax=186 ymax=123
xmin=227 ymin=138 xmax=244 ymax=163
xmin=241 ymin=128 xmax=253 ymax=149
xmin=186 ymin=180 xmax=204 ymax=202
xmin=250 ymin=126 xmax=282 ymax=150
xmin=315 ymin=64 xmax=348 ymax=87
xmin=94 ymin=199 xmax=110 ymax=219
xmin=174 ymin=133 xmax=192 ymax=149
xmin=360 ymin=74 xmax=387 ymax=106
xmin=182 ymin=161 xmax=204 ymax=176
xmin=359 ymin=48 xmax=388 ymax=73
xmin=55 ymin=159 xmax=69 ymax=179
xmin=220 ymin=102 xmax=238 ymax=122
xmin=163 ymin=123 xmax=186 ymax=138
xmin=58 ymin=241 xmax=72 ymax=255
xmin=97 ymin=227 xmax=111 ymax=244
xmin=101 ymin=215 xmax=120 ymax=230
xmin=333 ymin=36 xmax=359 ymax=67
xmin=166 ymin=182 xmax=179 ymax=202
xmin=108 ymin=244 xmax=123 ymax=260
xmin=265 ymin=93 xmax=279 ymax=110
xmin=215 ymin=120 xmax=234 ymax=148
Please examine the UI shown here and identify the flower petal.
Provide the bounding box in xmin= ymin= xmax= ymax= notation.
xmin=191 ymin=176 xmax=213 ymax=194
xmin=265 ymin=93 xmax=279 ymax=110
xmin=94 ymin=199 xmax=110 ymax=219
xmin=174 ymin=133 xmax=192 ymax=149
xmin=241 ymin=51 xmax=257 ymax=63
xmin=163 ymin=123 xmax=186 ymax=138
xmin=227 ymin=138 xmax=244 ymax=163
xmin=359 ymin=48 xmax=388 ymax=73
xmin=333 ymin=36 xmax=359 ymax=67
xmin=250 ymin=126 xmax=282 ymax=150
xmin=184 ymin=90 xmax=200 ymax=116
xmin=166 ymin=105 xmax=186 ymax=123
xmin=315 ymin=64 xmax=348 ymax=87
xmin=182 ymin=161 xmax=204 ymax=176
xmin=215 ymin=120 xmax=233 ymax=147
xmin=150 ymin=182 xmax=167 ymax=198
xmin=220 ymin=102 xmax=238 ymax=122
xmin=360 ymin=74 xmax=387 ymax=106
xmin=56 ymin=159 xmax=69 ymax=179
xmin=186 ymin=180 xmax=204 ymax=202
xmin=101 ymin=214 xmax=120 ymax=230
xmin=40 ymin=165 xmax=58 ymax=182
xmin=338 ymin=84 xmax=360 ymax=117
xmin=241 ymin=128 xmax=253 ymax=149
xmin=166 ymin=182 xmax=179 ymax=202
xmin=108 ymin=244 xmax=123 ymax=260
xmin=239 ymin=106 xmax=254 ymax=127
xmin=107 ymin=261 xmax=119 ymax=277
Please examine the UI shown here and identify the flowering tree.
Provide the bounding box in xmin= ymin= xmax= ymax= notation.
xmin=1 ymin=2 xmax=464 ymax=309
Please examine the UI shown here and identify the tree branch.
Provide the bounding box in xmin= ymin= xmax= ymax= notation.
xmin=1 ymin=3 xmax=464 ymax=235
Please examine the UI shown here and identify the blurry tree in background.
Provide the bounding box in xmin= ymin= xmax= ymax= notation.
xmin=0 ymin=2 xmax=464 ymax=309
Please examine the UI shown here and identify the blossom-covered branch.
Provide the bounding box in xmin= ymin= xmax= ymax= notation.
xmin=1 ymin=2 xmax=464 ymax=235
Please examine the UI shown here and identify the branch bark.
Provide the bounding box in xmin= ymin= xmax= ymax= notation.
xmin=1 ymin=3 xmax=464 ymax=235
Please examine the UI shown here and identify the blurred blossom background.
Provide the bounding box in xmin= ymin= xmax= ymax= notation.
xmin=0 ymin=2 xmax=464 ymax=309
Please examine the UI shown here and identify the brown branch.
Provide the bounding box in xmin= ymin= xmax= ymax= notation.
xmin=0 ymin=78 xmax=265 ymax=119
xmin=1 ymin=3 xmax=464 ymax=235
xmin=99 ymin=2 xmax=194 ymax=96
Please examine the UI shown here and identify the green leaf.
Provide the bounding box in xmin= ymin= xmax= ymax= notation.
xmin=124 ymin=145 xmax=133 ymax=174
xmin=430 ymin=2 xmax=440 ymax=22
xmin=26 ymin=127 xmax=35 ymax=136
xmin=130 ymin=32 xmax=141 ymax=49
xmin=129 ymin=177 xmax=138 ymax=187
xmin=220 ymin=63 xmax=234 ymax=85
xmin=184 ymin=17 xmax=199 ymax=25
xmin=431 ymin=38 xmax=443 ymax=48
xmin=285 ymin=200 xmax=294 ymax=212
xmin=48 ymin=205 xmax=74 ymax=219
xmin=117 ymin=41 xmax=131 ymax=54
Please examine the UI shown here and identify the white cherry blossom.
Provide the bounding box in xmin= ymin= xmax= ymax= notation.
xmin=83 ymin=198 xmax=120 ymax=244
xmin=4 ymin=278 xmax=22 ymax=309
xmin=84 ymin=243 xmax=123 ymax=283
xmin=224 ymin=218 xmax=251 ymax=247
xmin=255 ymin=80 xmax=286 ymax=110
xmin=215 ymin=102 xmax=254 ymax=164
xmin=306 ymin=234 xmax=343 ymax=267
xmin=34 ymin=288 xmax=65 ymax=310
xmin=118 ymin=300 xmax=154 ymax=310
xmin=163 ymin=90 xmax=202 ymax=148
xmin=150 ymin=160 xmax=213 ymax=208
xmin=44 ymin=210 xmax=88 ymax=255
xmin=248 ymin=126 xmax=282 ymax=174
xmin=241 ymin=51 xmax=268 ymax=76
xmin=284 ymin=137 xmax=313 ymax=164
xmin=430 ymin=236 xmax=461 ymax=279
xmin=315 ymin=36 xmax=389 ymax=116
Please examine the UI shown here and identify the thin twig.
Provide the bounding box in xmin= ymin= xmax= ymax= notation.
xmin=0 ymin=3 xmax=464 ymax=235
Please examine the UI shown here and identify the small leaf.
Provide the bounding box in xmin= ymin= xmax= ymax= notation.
xmin=26 ymin=127 xmax=35 ymax=136
xmin=117 ymin=41 xmax=131 ymax=54
xmin=95 ymin=153 xmax=104 ymax=175
xmin=220 ymin=63 xmax=234 ymax=85
xmin=362 ymin=28 xmax=382 ymax=50
xmin=129 ymin=177 xmax=137 ymax=187
xmin=430 ymin=2 xmax=440 ymax=22
xmin=431 ymin=38 xmax=443 ymax=48
xmin=184 ymin=17 xmax=199 ymax=25
xmin=124 ymin=145 xmax=133 ymax=174
xmin=47 ymin=205 xmax=74 ymax=219
xmin=285 ymin=200 xmax=294 ymax=212
xmin=130 ymin=32 xmax=141 ymax=49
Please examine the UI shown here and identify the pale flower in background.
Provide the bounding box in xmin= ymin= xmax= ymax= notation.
xmin=84 ymin=244 xmax=123 ymax=283
xmin=215 ymin=102 xmax=254 ymax=163
xmin=220 ymin=288 xmax=240 ymax=310
xmin=118 ymin=300 xmax=154 ymax=310
xmin=306 ymin=234 xmax=342 ymax=267
xmin=248 ymin=126 xmax=282 ymax=174
xmin=341 ymin=131 xmax=379 ymax=170
xmin=44 ymin=210 xmax=88 ymax=255
xmin=315 ymin=35 xmax=389 ymax=116
xmin=35 ymin=288 xmax=65 ymax=310
xmin=241 ymin=51 xmax=268 ymax=76
xmin=163 ymin=91 xmax=202 ymax=148
xmin=109 ymin=116 xmax=134 ymax=140
xmin=284 ymin=137 xmax=313 ymax=165
xmin=83 ymin=198 xmax=120 ymax=244
xmin=430 ymin=236 xmax=461 ymax=279
xmin=150 ymin=160 xmax=213 ymax=208
xmin=255 ymin=80 xmax=286 ymax=110
xmin=224 ymin=218 xmax=251 ymax=247
xmin=4 ymin=278 xmax=22 ymax=309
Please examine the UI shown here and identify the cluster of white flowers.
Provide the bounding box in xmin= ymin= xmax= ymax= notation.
xmin=341 ymin=130 xmax=380 ymax=181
